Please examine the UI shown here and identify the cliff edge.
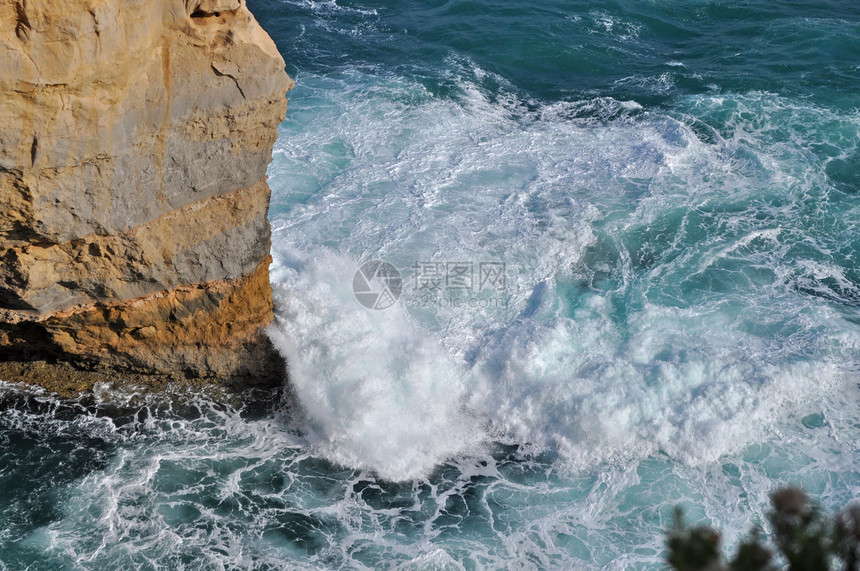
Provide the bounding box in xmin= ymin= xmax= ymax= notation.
xmin=0 ymin=0 xmax=293 ymax=394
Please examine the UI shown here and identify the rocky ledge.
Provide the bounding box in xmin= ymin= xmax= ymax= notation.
xmin=0 ymin=0 xmax=293 ymax=394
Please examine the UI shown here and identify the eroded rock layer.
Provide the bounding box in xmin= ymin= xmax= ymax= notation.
xmin=0 ymin=0 xmax=293 ymax=390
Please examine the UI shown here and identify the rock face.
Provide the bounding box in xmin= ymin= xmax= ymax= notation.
xmin=0 ymin=0 xmax=293 ymax=391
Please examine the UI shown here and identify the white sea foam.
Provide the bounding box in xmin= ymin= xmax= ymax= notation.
xmin=281 ymin=0 xmax=378 ymax=17
xmin=268 ymin=253 xmax=485 ymax=481
xmin=266 ymin=70 xmax=860 ymax=482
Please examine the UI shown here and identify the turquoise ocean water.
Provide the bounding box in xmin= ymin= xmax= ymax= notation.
xmin=2 ymin=1 xmax=860 ymax=568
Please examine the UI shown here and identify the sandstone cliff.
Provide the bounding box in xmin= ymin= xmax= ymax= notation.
xmin=0 ymin=0 xmax=293 ymax=393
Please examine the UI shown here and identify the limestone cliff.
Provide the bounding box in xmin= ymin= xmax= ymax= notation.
xmin=0 ymin=0 xmax=293 ymax=393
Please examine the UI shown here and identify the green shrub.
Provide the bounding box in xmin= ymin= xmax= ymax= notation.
xmin=666 ymin=488 xmax=860 ymax=571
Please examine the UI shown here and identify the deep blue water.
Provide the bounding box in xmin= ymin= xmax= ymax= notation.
xmin=2 ymin=1 xmax=859 ymax=568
